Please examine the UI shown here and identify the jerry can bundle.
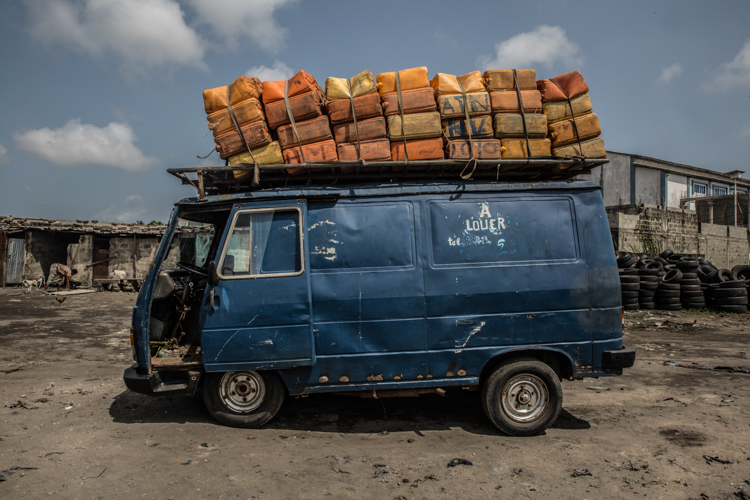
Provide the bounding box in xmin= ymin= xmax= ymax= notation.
xmin=325 ymin=70 xmax=389 ymax=162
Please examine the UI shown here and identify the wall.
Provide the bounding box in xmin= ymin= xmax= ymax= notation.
xmin=108 ymin=236 xmax=162 ymax=278
xmin=608 ymin=204 xmax=749 ymax=268
xmin=696 ymin=194 xmax=749 ymax=226
xmin=23 ymin=230 xmax=80 ymax=280
xmin=666 ymin=173 xmax=687 ymax=209
xmin=67 ymin=235 xmax=93 ymax=287
xmin=634 ymin=166 xmax=661 ymax=206
xmin=601 ymin=152 xmax=631 ymax=206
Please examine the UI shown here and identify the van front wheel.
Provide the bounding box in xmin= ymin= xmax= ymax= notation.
xmin=203 ymin=371 xmax=285 ymax=428
xmin=481 ymin=359 xmax=562 ymax=436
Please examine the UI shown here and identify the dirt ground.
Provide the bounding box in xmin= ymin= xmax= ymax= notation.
xmin=1 ymin=288 xmax=750 ymax=500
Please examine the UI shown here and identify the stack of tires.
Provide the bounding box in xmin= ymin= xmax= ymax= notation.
xmin=709 ymin=281 xmax=748 ymax=313
xmin=676 ymin=259 xmax=705 ymax=309
xmin=655 ymin=269 xmax=682 ymax=311
xmin=619 ymin=267 xmax=640 ymax=310
xmin=636 ymin=260 xmax=660 ymax=309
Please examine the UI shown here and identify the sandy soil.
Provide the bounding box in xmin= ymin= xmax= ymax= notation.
xmin=1 ymin=287 xmax=750 ymax=500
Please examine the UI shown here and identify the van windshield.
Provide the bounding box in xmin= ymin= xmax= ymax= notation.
xmin=159 ymin=209 xmax=229 ymax=272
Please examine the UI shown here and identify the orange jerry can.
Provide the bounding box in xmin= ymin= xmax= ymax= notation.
xmin=326 ymin=93 xmax=383 ymax=125
xmin=262 ymin=70 xmax=323 ymax=105
xmin=483 ymin=69 xmax=536 ymax=91
xmin=206 ymin=98 xmax=265 ymax=137
xmin=446 ymin=139 xmax=503 ymax=159
xmin=390 ymin=137 xmax=444 ymax=162
xmin=548 ymin=113 xmax=601 ymax=147
xmin=376 ymin=67 xmax=430 ymax=96
xmin=500 ymin=138 xmax=552 ymax=159
xmin=489 ymin=91 xmax=543 ymax=114
xmin=381 ymin=88 xmax=437 ymax=117
xmin=276 ymin=116 xmax=333 ymax=150
xmin=553 ymin=136 xmax=606 ymax=158
xmin=337 ymin=138 xmax=392 ymax=163
xmin=203 ymin=76 xmax=263 ymax=115
xmin=265 ymin=91 xmax=325 ymax=129
xmin=536 ymin=71 xmax=589 ymax=102
xmin=333 ymin=116 xmax=387 ymax=144
xmin=214 ymin=120 xmax=272 ymax=159
xmin=282 ymin=139 xmax=339 ymax=165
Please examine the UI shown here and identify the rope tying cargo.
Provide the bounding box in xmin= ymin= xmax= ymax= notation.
xmin=225 ymin=86 xmax=260 ymax=186
xmin=458 ymin=78 xmax=478 ymax=180
xmin=346 ymin=78 xmax=364 ymax=169
xmin=512 ymin=69 xmax=532 ymax=165
xmin=395 ymin=72 xmax=409 ymax=169
xmin=284 ymin=80 xmax=310 ymax=175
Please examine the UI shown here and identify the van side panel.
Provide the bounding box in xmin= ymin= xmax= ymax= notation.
xmin=576 ymin=190 xmax=622 ymax=344
xmin=422 ymin=192 xmax=593 ymax=377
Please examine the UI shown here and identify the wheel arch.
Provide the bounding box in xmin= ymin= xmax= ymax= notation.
xmin=479 ymin=348 xmax=576 ymax=385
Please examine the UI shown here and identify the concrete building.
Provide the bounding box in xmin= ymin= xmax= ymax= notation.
xmin=0 ymin=217 xmax=201 ymax=287
xmin=582 ymin=151 xmax=750 ymax=210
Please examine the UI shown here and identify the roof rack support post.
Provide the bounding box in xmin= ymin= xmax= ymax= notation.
xmin=197 ymin=169 xmax=206 ymax=201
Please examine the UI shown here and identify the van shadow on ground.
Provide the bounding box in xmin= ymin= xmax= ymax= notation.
xmin=109 ymin=387 xmax=590 ymax=435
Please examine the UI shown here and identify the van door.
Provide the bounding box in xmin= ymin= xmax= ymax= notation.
xmin=200 ymin=199 xmax=314 ymax=372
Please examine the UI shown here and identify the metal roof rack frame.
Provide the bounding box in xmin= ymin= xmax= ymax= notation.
xmin=168 ymin=158 xmax=607 ymax=201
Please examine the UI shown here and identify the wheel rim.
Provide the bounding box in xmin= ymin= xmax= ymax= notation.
xmin=219 ymin=371 xmax=266 ymax=414
xmin=500 ymin=374 xmax=549 ymax=423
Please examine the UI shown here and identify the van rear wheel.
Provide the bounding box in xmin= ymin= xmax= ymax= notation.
xmin=481 ymin=359 xmax=562 ymax=436
xmin=203 ymin=371 xmax=285 ymax=428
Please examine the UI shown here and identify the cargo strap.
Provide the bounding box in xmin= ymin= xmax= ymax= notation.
xmin=225 ymin=86 xmax=260 ymax=186
xmin=395 ymin=72 xmax=409 ymax=167
xmin=512 ymin=69 xmax=532 ymax=163
xmin=284 ymin=80 xmax=309 ymax=171
xmin=346 ymin=79 xmax=366 ymax=172
xmin=458 ymin=78 xmax=478 ymax=180
xmin=548 ymin=78 xmax=585 ymax=158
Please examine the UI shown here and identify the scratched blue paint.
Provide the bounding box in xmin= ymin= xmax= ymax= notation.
xmin=130 ymin=180 xmax=628 ymax=392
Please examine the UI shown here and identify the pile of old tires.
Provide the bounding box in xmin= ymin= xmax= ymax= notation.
xmin=617 ymin=250 xmax=749 ymax=313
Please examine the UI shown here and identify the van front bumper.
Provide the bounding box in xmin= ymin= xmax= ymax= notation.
xmin=124 ymin=365 xmax=202 ymax=396
xmin=601 ymin=345 xmax=636 ymax=370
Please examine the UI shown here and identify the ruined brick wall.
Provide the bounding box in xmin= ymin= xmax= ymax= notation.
xmin=109 ymin=236 xmax=163 ymax=278
xmin=23 ymin=230 xmax=79 ymax=280
xmin=608 ymin=204 xmax=749 ymax=268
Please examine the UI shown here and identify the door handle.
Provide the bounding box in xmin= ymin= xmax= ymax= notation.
xmin=209 ymin=288 xmax=216 ymax=313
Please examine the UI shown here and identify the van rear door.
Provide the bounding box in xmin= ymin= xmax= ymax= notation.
xmin=200 ymin=199 xmax=314 ymax=371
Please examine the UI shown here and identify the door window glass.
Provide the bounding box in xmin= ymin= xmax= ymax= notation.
xmin=221 ymin=209 xmax=302 ymax=277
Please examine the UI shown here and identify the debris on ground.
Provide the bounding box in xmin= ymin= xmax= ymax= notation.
xmin=447 ymin=458 xmax=473 ymax=468
xmin=703 ymin=455 xmax=732 ymax=465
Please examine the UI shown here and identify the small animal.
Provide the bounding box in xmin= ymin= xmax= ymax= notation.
xmin=56 ymin=297 xmax=66 ymax=306
xmin=22 ymin=278 xmax=44 ymax=289
xmin=109 ymin=269 xmax=127 ymax=280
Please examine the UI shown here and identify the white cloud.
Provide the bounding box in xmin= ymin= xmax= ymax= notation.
xmin=658 ymin=63 xmax=682 ymax=83
xmin=707 ymin=38 xmax=750 ymax=91
xmin=189 ymin=0 xmax=296 ymax=52
xmin=0 ymin=143 xmax=8 ymax=165
xmin=25 ymin=0 xmax=206 ymax=74
xmin=245 ymin=60 xmax=294 ymax=81
xmin=477 ymin=25 xmax=583 ymax=70
xmin=97 ymin=195 xmax=147 ymax=223
xmin=13 ymin=119 xmax=159 ymax=172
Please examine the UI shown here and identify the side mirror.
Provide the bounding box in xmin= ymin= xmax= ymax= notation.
xmin=208 ymin=260 xmax=219 ymax=286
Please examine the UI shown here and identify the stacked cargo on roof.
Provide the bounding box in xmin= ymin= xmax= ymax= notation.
xmin=431 ymin=72 xmax=497 ymax=160
xmin=325 ymin=71 xmax=389 ymax=170
xmin=537 ymin=71 xmax=606 ymax=158
xmin=203 ymin=76 xmax=282 ymax=181
xmin=263 ymin=70 xmax=335 ymax=174
xmin=377 ymin=67 xmax=443 ymax=163
xmin=200 ymin=65 xmax=606 ymax=179
xmin=483 ymin=69 xmax=549 ymax=159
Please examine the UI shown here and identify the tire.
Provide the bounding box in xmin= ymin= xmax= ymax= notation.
xmin=714 ymin=288 xmax=748 ymax=298
xmin=621 ymin=291 xmax=639 ymax=298
xmin=623 ymin=303 xmax=640 ymax=310
xmin=654 ymin=257 xmax=669 ymax=265
xmin=714 ymin=269 xmax=734 ymax=283
xmin=715 ymin=297 xmax=749 ymax=306
xmin=619 ymin=276 xmax=640 ymax=283
xmin=646 ymin=261 xmax=664 ymax=272
xmin=660 ymin=249 xmax=674 ymax=259
xmin=638 ymin=268 xmax=659 ymax=276
xmin=619 ymin=269 xmax=639 ymax=276
xmin=681 ymin=273 xmax=698 ymax=280
xmin=719 ymin=280 xmax=746 ymax=288
xmin=681 ymin=279 xmax=701 ymax=286
xmin=656 ymin=290 xmax=680 ymax=298
xmin=202 ymin=371 xmax=286 ymax=428
xmin=667 ymin=254 xmax=684 ymax=263
xmin=662 ymin=269 xmax=683 ymax=284
xmin=640 ymin=282 xmax=659 ymax=291
xmin=680 ymin=284 xmax=702 ymax=292
xmin=639 ymin=275 xmax=659 ymax=282
xmin=715 ymin=305 xmax=747 ymax=314
xmin=676 ymin=260 xmax=699 ymax=270
xmin=621 ymin=283 xmax=640 ymax=292
xmin=481 ymin=359 xmax=563 ymax=436
xmin=657 ymin=283 xmax=681 ymax=291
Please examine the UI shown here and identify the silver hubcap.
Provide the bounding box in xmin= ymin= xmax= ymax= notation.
xmin=219 ymin=371 xmax=266 ymax=413
xmin=500 ymin=374 xmax=549 ymax=423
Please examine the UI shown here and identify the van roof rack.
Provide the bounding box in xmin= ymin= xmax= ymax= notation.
xmin=167 ymin=158 xmax=607 ymax=201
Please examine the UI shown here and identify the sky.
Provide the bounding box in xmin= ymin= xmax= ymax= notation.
xmin=0 ymin=0 xmax=749 ymax=224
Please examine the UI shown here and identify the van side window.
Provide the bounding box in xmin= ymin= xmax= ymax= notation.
xmin=219 ymin=208 xmax=303 ymax=277
xmin=428 ymin=199 xmax=577 ymax=265
xmin=308 ymin=203 xmax=414 ymax=270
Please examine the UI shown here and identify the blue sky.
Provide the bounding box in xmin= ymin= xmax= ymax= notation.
xmin=0 ymin=0 xmax=748 ymax=223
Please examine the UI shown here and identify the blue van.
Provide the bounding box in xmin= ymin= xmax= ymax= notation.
xmin=124 ymin=177 xmax=634 ymax=436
